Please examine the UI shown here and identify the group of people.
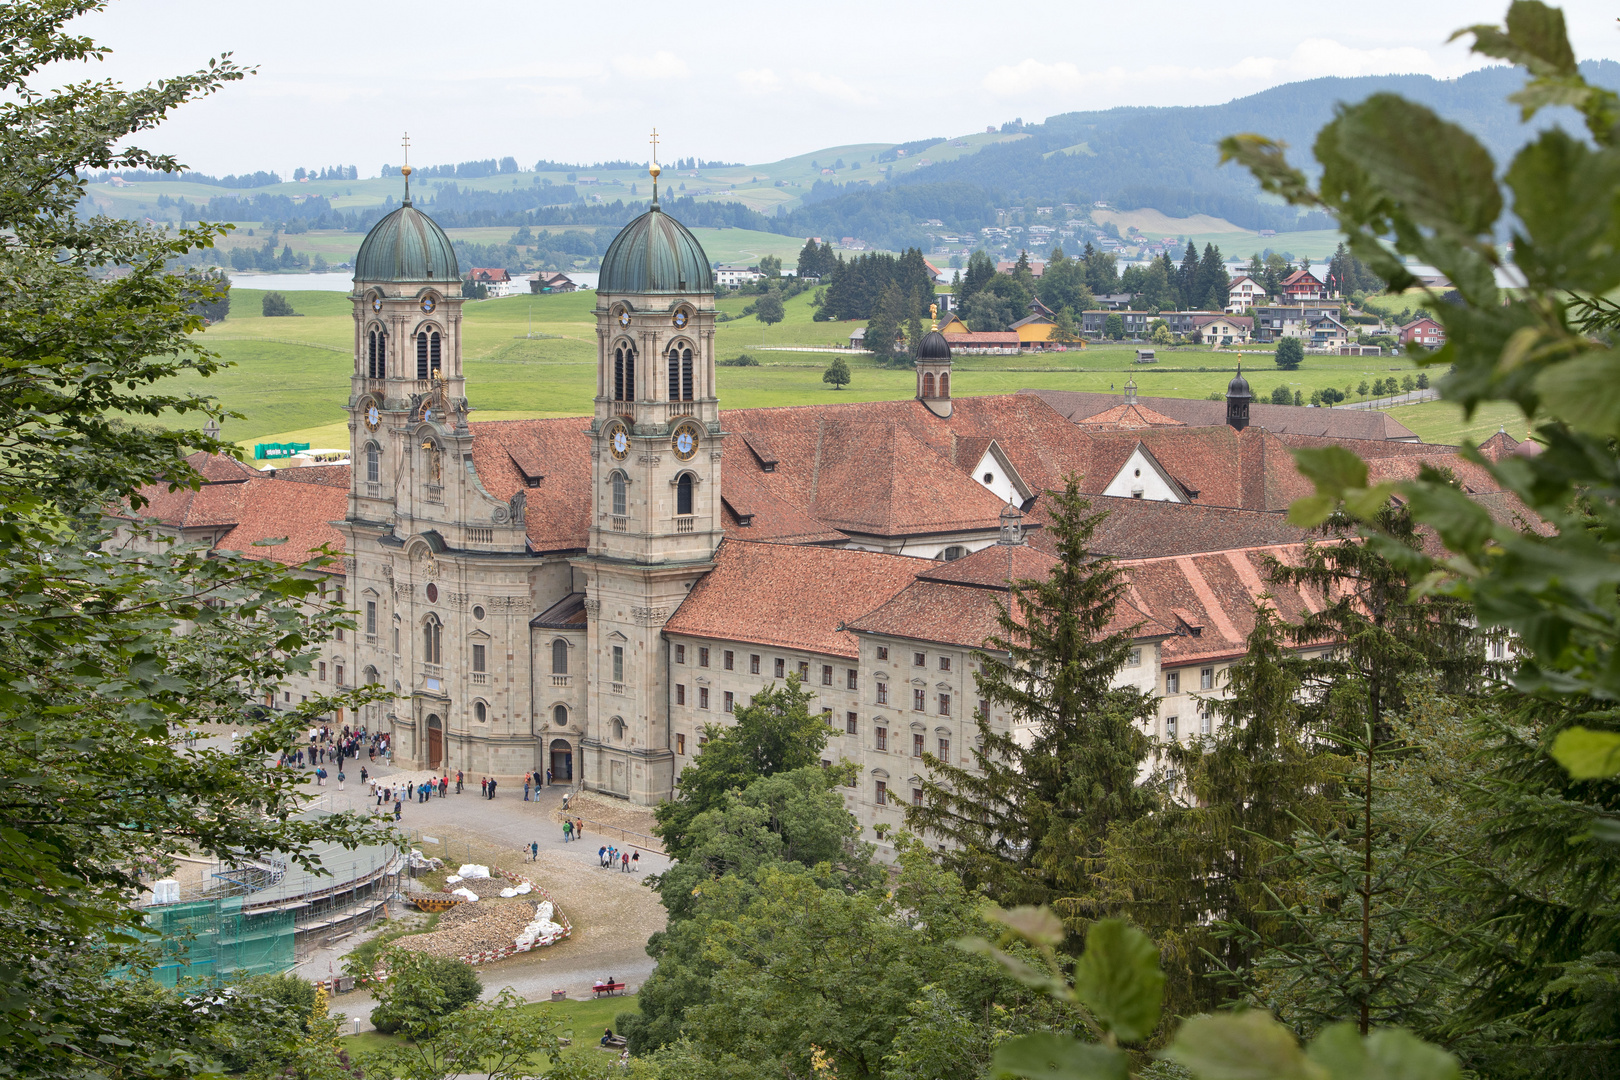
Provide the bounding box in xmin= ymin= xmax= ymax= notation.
xmin=277 ymin=724 xmax=390 ymax=773
xmin=520 ymin=769 xmax=553 ymax=800
xmin=599 ymin=845 xmax=638 ymax=873
xmin=561 ymin=817 xmax=586 ymax=843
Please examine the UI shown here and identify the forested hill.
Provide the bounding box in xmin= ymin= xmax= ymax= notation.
xmin=801 ymin=60 xmax=1620 ymax=242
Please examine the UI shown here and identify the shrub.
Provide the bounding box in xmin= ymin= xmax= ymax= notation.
xmin=1274 ymin=337 xmax=1304 ymax=370
xmin=261 ymin=291 xmax=294 ymax=317
xmin=719 ymin=354 xmax=758 ymax=367
xmin=369 ymin=950 xmax=482 ymax=1036
xmin=1270 ymin=385 xmax=1292 ymax=405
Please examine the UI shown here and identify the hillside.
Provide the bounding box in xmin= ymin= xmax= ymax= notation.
xmin=88 ymin=61 xmax=1620 ymax=273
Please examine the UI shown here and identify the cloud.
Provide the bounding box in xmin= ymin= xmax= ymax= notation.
xmin=792 ymin=71 xmax=867 ymax=105
xmin=982 ymin=39 xmax=1484 ymax=102
xmin=982 ymin=59 xmax=1085 ymax=97
xmin=736 ymin=68 xmax=782 ymax=94
xmin=612 ymin=50 xmax=690 ymax=80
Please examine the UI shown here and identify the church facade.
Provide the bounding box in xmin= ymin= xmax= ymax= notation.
xmin=119 ymin=164 xmax=1535 ymax=851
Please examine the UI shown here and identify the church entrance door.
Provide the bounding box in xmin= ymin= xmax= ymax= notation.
xmin=610 ymin=759 xmax=626 ymax=795
xmin=549 ymin=739 xmax=573 ymax=781
xmin=426 ymin=715 xmax=444 ymax=770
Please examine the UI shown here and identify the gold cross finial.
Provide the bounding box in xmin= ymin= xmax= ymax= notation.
xmin=400 ymin=132 xmax=413 ymax=204
xmin=648 ymin=127 xmax=660 ymax=166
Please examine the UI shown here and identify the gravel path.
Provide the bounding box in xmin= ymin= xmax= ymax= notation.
xmin=286 ymin=765 xmax=668 ymax=1032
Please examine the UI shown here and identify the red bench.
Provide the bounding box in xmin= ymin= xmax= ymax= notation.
xmin=591 ymin=982 xmax=627 ymax=997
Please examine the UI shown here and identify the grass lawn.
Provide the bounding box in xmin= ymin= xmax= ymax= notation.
xmin=1385 ymin=399 xmax=1528 ymax=446
xmin=339 ymin=994 xmax=637 ymax=1064
xmin=169 ymin=288 xmax=1446 ymax=450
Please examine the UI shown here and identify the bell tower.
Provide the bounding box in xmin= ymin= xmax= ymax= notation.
xmin=576 ymin=132 xmax=722 ymax=805
xmin=346 ymin=133 xmax=468 ymax=521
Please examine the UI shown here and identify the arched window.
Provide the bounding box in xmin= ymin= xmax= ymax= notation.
xmin=611 ymin=716 xmax=625 ymax=740
xmin=474 ymin=701 xmax=487 ymax=723
xmin=922 ymin=372 xmax=936 ymax=397
xmin=553 ymin=704 xmax=568 ymax=727
xmin=666 ymin=344 xmax=694 ymax=401
xmin=613 ymin=345 xmax=635 ymax=401
xmin=430 ymin=330 xmax=441 ymax=375
xmin=552 ymin=638 xmax=568 ymax=675
xmin=938 ymin=372 xmax=949 ymax=397
xmin=611 ymin=471 xmax=627 ymax=517
xmin=367 ymin=328 xmax=387 ymax=378
xmin=423 ymin=614 xmax=442 ymax=665
xmin=676 ymin=472 xmax=694 ymax=516
xmin=416 ymin=331 xmax=430 ymax=380
xmin=365 ymin=442 xmax=380 ymax=483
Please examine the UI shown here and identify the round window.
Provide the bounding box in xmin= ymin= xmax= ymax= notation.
xmin=472 ymin=605 xmax=485 ymax=621
xmin=426 ymin=583 xmax=438 ymax=603
xmin=982 ymin=472 xmax=994 ymax=483
xmin=475 ymin=702 xmax=487 ymax=723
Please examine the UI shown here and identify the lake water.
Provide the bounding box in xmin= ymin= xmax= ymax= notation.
xmin=227 ymin=271 xmax=600 ymax=293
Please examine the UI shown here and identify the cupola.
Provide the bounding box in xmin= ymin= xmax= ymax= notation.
xmin=915 ymin=330 xmax=952 ymax=418
xmin=1226 ymin=362 xmax=1252 ymax=431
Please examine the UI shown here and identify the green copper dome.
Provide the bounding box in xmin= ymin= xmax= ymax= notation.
xmin=354 ymin=203 xmax=459 ymax=283
xmin=598 ymin=203 xmax=713 ymax=294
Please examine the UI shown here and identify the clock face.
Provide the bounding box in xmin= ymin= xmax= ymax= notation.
xmin=672 ymin=423 xmax=700 ymax=461
xmin=673 ymin=310 xmax=688 ymax=329
xmin=364 ymin=403 xmax=380 ymax=431
xmin=421 ymin=296 xmax=436 ymax=314
xmin=618 ymin=310 xmax=631 ymax=328
xmin=371 ymin=296 xmax=383 ymax=313
xmin=610 ymin=426 xmax=630 ymax=459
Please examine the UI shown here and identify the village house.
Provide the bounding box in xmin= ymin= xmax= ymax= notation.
xmin=1398 ymin=316 xmax=1446 ymax=349
xmin=467 ymin=267 xmax=518 ymax=297
xmin=1226 ymin=275 xmax=1267 ymax=312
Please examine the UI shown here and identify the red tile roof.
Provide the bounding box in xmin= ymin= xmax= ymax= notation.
xmin=1074 ymin=402 xmax=1185 ymax=429
xmin=663 ymin=539 xmax=922 ymax=658
xmin=184 ymin=450 xmax=261 ymax=484
xmin=272 ymin=463 xmax=351 ymax=488
xmin=467 ymin=418 xmax=593 ymax=553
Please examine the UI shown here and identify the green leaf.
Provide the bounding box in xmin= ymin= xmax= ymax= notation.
xmin=1305 ymin=1023 xmax=1461 ymax=1080
xmin=1534 ymin=350 xmax=1620 ymax=437
xmin=1333 ymin=94 xmax=1501 ymax=239
xmin=992 ymin=1033 xmax=1129 ymax=1080
xmin=1288 ymin=494 xmax=1340 ymax=528
xmin=1166 ymin=1012 xmax=1325 ymax=1080
xmin=988 ymin=905 xmax=1066 ymax=947
xmin=1072 ymin=919 xmax=1164 ymax=1043
xmin=1505 ymin=129 xmax=1620 ymax=294
xmin=1294 ymin=445 xmax=1369 ymax=495
xmin=1550 ymin=726 xmax=1620 ymax=780
xmin=1454 ymin=2 xmax=1576 ymax=78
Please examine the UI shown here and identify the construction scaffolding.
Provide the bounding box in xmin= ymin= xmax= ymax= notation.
xmin=143 ymin=895 xmax=295 ymax=987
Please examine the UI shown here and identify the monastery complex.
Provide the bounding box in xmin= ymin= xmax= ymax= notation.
xmin=117 ymin=167 xmax=1538 ymax=853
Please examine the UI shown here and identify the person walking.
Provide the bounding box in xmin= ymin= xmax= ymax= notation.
xmin=546 ymin=768 xmax=553 ymax=786
xmin=488 ymin=777 xmax=498 ymax=800
xmin=455 ymin=770 xmax=463 ymax=794
xmin=337 ymin=770 xmax=345 ymax=792
xmin=621 ymin=851 xmax=630 ymax=873
xmin=523 ymin=778 xmax=531 ymax=802
xmin=439 ymin=776 xmax=448 ymax=797
xmin=480 ymin=777 xmax=488 ymax=798
xmin=598 ymin=845 xmax=607 ymax=867
xmin=575 ymin=817 xmax=584 ymax=840
xmin=392 ymin=798 xmax=402 ymax=821
xmin=360 ymin=766 xmax=368 ymax=785
xmin=631 ymin=851 xmax=640 ymax=872
xmin=530 ymin=841 xmax=539 ymax=862
xmin=563 ymin=819 xmax=572 ymax=843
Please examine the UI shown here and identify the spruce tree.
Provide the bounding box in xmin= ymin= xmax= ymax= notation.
xmin=1102 ymin=605 xmax=1343 ymax=1018
xmin=905 ymin=476 xmax=1157 ymax=932
xmin=1196 ymin=243 xmax=1228 ymax=310
xmin=1177 ymin=241 xmax=1200 ymax=309
xmin=865 ymin=282 xmax=902 ymax=363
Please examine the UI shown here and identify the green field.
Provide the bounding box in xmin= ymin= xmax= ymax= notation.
xmin=181 ymin=287 xmax=1510 ymax=454
xmin=339 ymin=993 xmax=635 ymax=1064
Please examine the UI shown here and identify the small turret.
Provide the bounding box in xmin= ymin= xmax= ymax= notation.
xmin=915 ymin=329 xmax=952 ymax=418
xmin=1226 ymin=362 xmax=1252 ymax=431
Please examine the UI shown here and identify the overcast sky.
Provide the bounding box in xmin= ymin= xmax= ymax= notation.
xmin=63 ymin=0 xmax=1620 ymax=176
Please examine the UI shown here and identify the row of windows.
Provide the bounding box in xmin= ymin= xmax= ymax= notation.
xmin=1163 ymin=667 xmax=1217 ymax=694
xmin=607 ymin=471 xmax=696 ymax=517
xmin=673 ymin=683 xmax=735 ymax=712
xmin=362 ymin=326 xmax=441 ymax=381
